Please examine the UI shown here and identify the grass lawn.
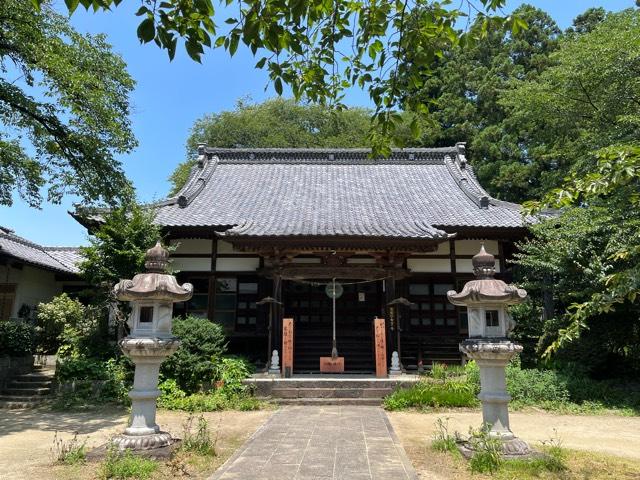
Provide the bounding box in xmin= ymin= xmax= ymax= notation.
xmin=389 ymin=410 xmax=640 ymax=480
xmin=0 ymin=406 xmax=273 ymax=480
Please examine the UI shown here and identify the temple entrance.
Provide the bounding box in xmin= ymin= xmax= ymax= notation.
xmin=283 ymin=279 xmax=383 ymax=373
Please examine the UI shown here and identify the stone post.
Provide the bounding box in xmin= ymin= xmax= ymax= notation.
xmin=110 ymin=242 xmax=193 ymax=452
xmin=448 ymin=244 xmax=531 ymax=456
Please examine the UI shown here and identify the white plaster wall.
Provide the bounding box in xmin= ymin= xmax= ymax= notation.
xmin=216 ymin=257 xmax=260 ymax=271
xmin=10 ymin=266 xmax=61 ymax=317
xmin=456 ymin=258 xmax=501 ymax=273
xmin=455 ymin=239 xmax=499 ymax=255
xmin=434 ymin=241 xmax=450 ymax=255
xmin=171 ymin=257 xmax=211 ymax=272
xmin=407 ymin=258 xmax=451 ymax=273
xmin=217 ymin=240 xmax=256 ymax=255
xmin=169 ymin=238 xmax=212 ymax=254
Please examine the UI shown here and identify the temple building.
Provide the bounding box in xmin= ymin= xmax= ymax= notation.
xmin=78 ymin=144 xmax=530 ymax=373
xmin=0 ymin=227 xmax=83 ymax=322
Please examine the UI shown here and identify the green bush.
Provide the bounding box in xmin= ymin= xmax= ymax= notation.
xmin=0 ymin=321 xmax=35 ymax=356
xmin=216 ymin=356 xmax=254 ymax=396
xmin=430 ymin=362 xmax=466 ymax=380
xmin=36 ymin=293 xmax=85 ymax=354
xmin=383 ymin=379 xmax=477 ymax=410
xmin=158 ymin=360 xmax=259 ymax=412
xmin=387 ymin=358 xmax=640 ymax=414
xmin=161 ymin=316 xmax=227 ymax=393
xmin=55 ymin=356 xmax=132 ymax=407
xmin=506 ymin=359 xmax=570 ymax=405
xmin=37 ymin=294 xmax=114 ymax=359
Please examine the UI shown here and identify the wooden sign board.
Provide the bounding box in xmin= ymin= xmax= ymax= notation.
xmin=282 ymin=318 xmax=294 ymax=378
xmin=320 ymin=356 xmax=344 ymax=373
xmin=373 ymin=318 xmax=387 ymax=378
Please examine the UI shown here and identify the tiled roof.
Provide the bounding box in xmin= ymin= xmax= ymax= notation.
xmin=153 ymin=145 xmax=528 ymax=239
xmin=0 ymin=227 xmax=82 ymax=274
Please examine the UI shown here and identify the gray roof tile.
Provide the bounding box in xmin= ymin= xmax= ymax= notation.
xmin=0 ymin=228 xmax=81 ymax=274
xmin=154 ymin=147 xmax=527 ymax=238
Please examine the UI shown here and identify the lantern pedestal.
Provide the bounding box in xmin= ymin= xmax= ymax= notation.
xmin=459 ymin=339 xmax=532 ymax=457
xmin=109 ymin=337 xmax=181 ymax=451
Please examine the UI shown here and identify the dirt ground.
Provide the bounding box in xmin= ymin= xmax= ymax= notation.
xmin=0 ymin=406 xmax=272 ymax=480
xmin=388 ymin=410 xmax=640 ymax=480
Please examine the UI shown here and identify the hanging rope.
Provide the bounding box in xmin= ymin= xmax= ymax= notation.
xmin=288 ymin=276 xmax=391 ymax=287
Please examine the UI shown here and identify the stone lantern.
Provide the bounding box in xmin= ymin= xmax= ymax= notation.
xmin=111 ymin=241 xmax=193 ymax=452
xmin=447 ymin=244 xmax=531 ymax=456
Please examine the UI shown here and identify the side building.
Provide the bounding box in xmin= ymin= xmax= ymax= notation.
xmin=77 ymin=144 xmax=530 ymax=373
xmin=0 ymin=227 xmax=83 ymax=322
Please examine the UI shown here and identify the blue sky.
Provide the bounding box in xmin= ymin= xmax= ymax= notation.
xmin=1 ymin=0 xmax=633 ymax=246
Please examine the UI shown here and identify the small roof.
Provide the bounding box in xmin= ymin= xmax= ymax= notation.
xmin=447 ymin=245 xmax=527 ymax=305
xmin=0 ymin=226 xmax=82 ymax=274
xmin=113 ymin=241 xmax=193 ymax=302
xmin=152 ymin=145 xmax=528 ymax=244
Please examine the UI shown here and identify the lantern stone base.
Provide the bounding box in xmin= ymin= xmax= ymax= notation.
xmin=457 ymin=437 xmax=535 ymax=460
xmin=87 ymin=434 xmax=181 ymax=460
xmin=111 ymin=431 xmax=176 ymax=450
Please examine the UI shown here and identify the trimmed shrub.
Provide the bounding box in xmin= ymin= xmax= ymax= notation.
xmin=0 ymin=321 xmax=35 ymax=356
xmin=161 ymin=316 xmax=227 ymax=393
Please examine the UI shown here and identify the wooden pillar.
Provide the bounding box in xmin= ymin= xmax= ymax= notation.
xmin=373 ymin=317 xmax=387 ymax=378
xmin=282 ymin=317 xmax=294 ymax=378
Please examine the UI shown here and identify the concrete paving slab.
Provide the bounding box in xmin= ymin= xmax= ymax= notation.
xmin=209 ymin=406 xmax=418 ymax=480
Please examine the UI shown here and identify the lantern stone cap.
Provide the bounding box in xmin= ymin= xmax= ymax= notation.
xmin=113 ymin=241 xmax=193 ymax=302
xmin=447 ymin=244 xmax=527 ymax=306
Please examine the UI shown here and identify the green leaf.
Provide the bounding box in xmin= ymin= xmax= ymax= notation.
xmin=274 ymin=77 xmax=283 ymax=95
xmin=185 ymin=40 xmax=203 ymax=63
xmin=64 ymin=0 xmax=80 ymax=13
xmin=136 ymin=17 xmax=155 ymax=43
xmin=229 ymin=33 xmax=239 ymax=56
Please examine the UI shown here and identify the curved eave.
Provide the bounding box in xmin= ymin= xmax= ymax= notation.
xmin=217 ymin=233 xmax=455 ymax=252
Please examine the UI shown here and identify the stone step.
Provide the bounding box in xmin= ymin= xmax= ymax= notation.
xmin=249 ymin=379 xmax=409 ymax=389
xmin=9 ymin=379 xmax=53 ymax=388
xmin=14 ymin=372 xmax=55 ymax=381
xmin=271 ymin=397 xmax=383 ymax=406
xmin=2 ymin=387 xmax=51 ymax=396
xmin=271 ymin=387 xmax=393 ymax=399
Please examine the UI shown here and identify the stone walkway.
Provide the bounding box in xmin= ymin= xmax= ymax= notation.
xmin=209 ymin=406 xmax=418 ymax=480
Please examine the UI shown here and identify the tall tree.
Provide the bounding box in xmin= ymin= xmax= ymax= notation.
xmin=503 ymin=9 xmax=640 ymax=199
xmin=0 ymin=0 xmax=136 ymax=208
xmin=402 ymin=4 xmax=561 ymax=202
xmin=34 ymin=0 xmax=523 ymax=153
xmin=170 ymin=98 xmax=377 ymax=193
xmin=512 ymin=10 xmax=640 ymax=374
xmin=79 ymin=202 xmax=161 ymax=287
